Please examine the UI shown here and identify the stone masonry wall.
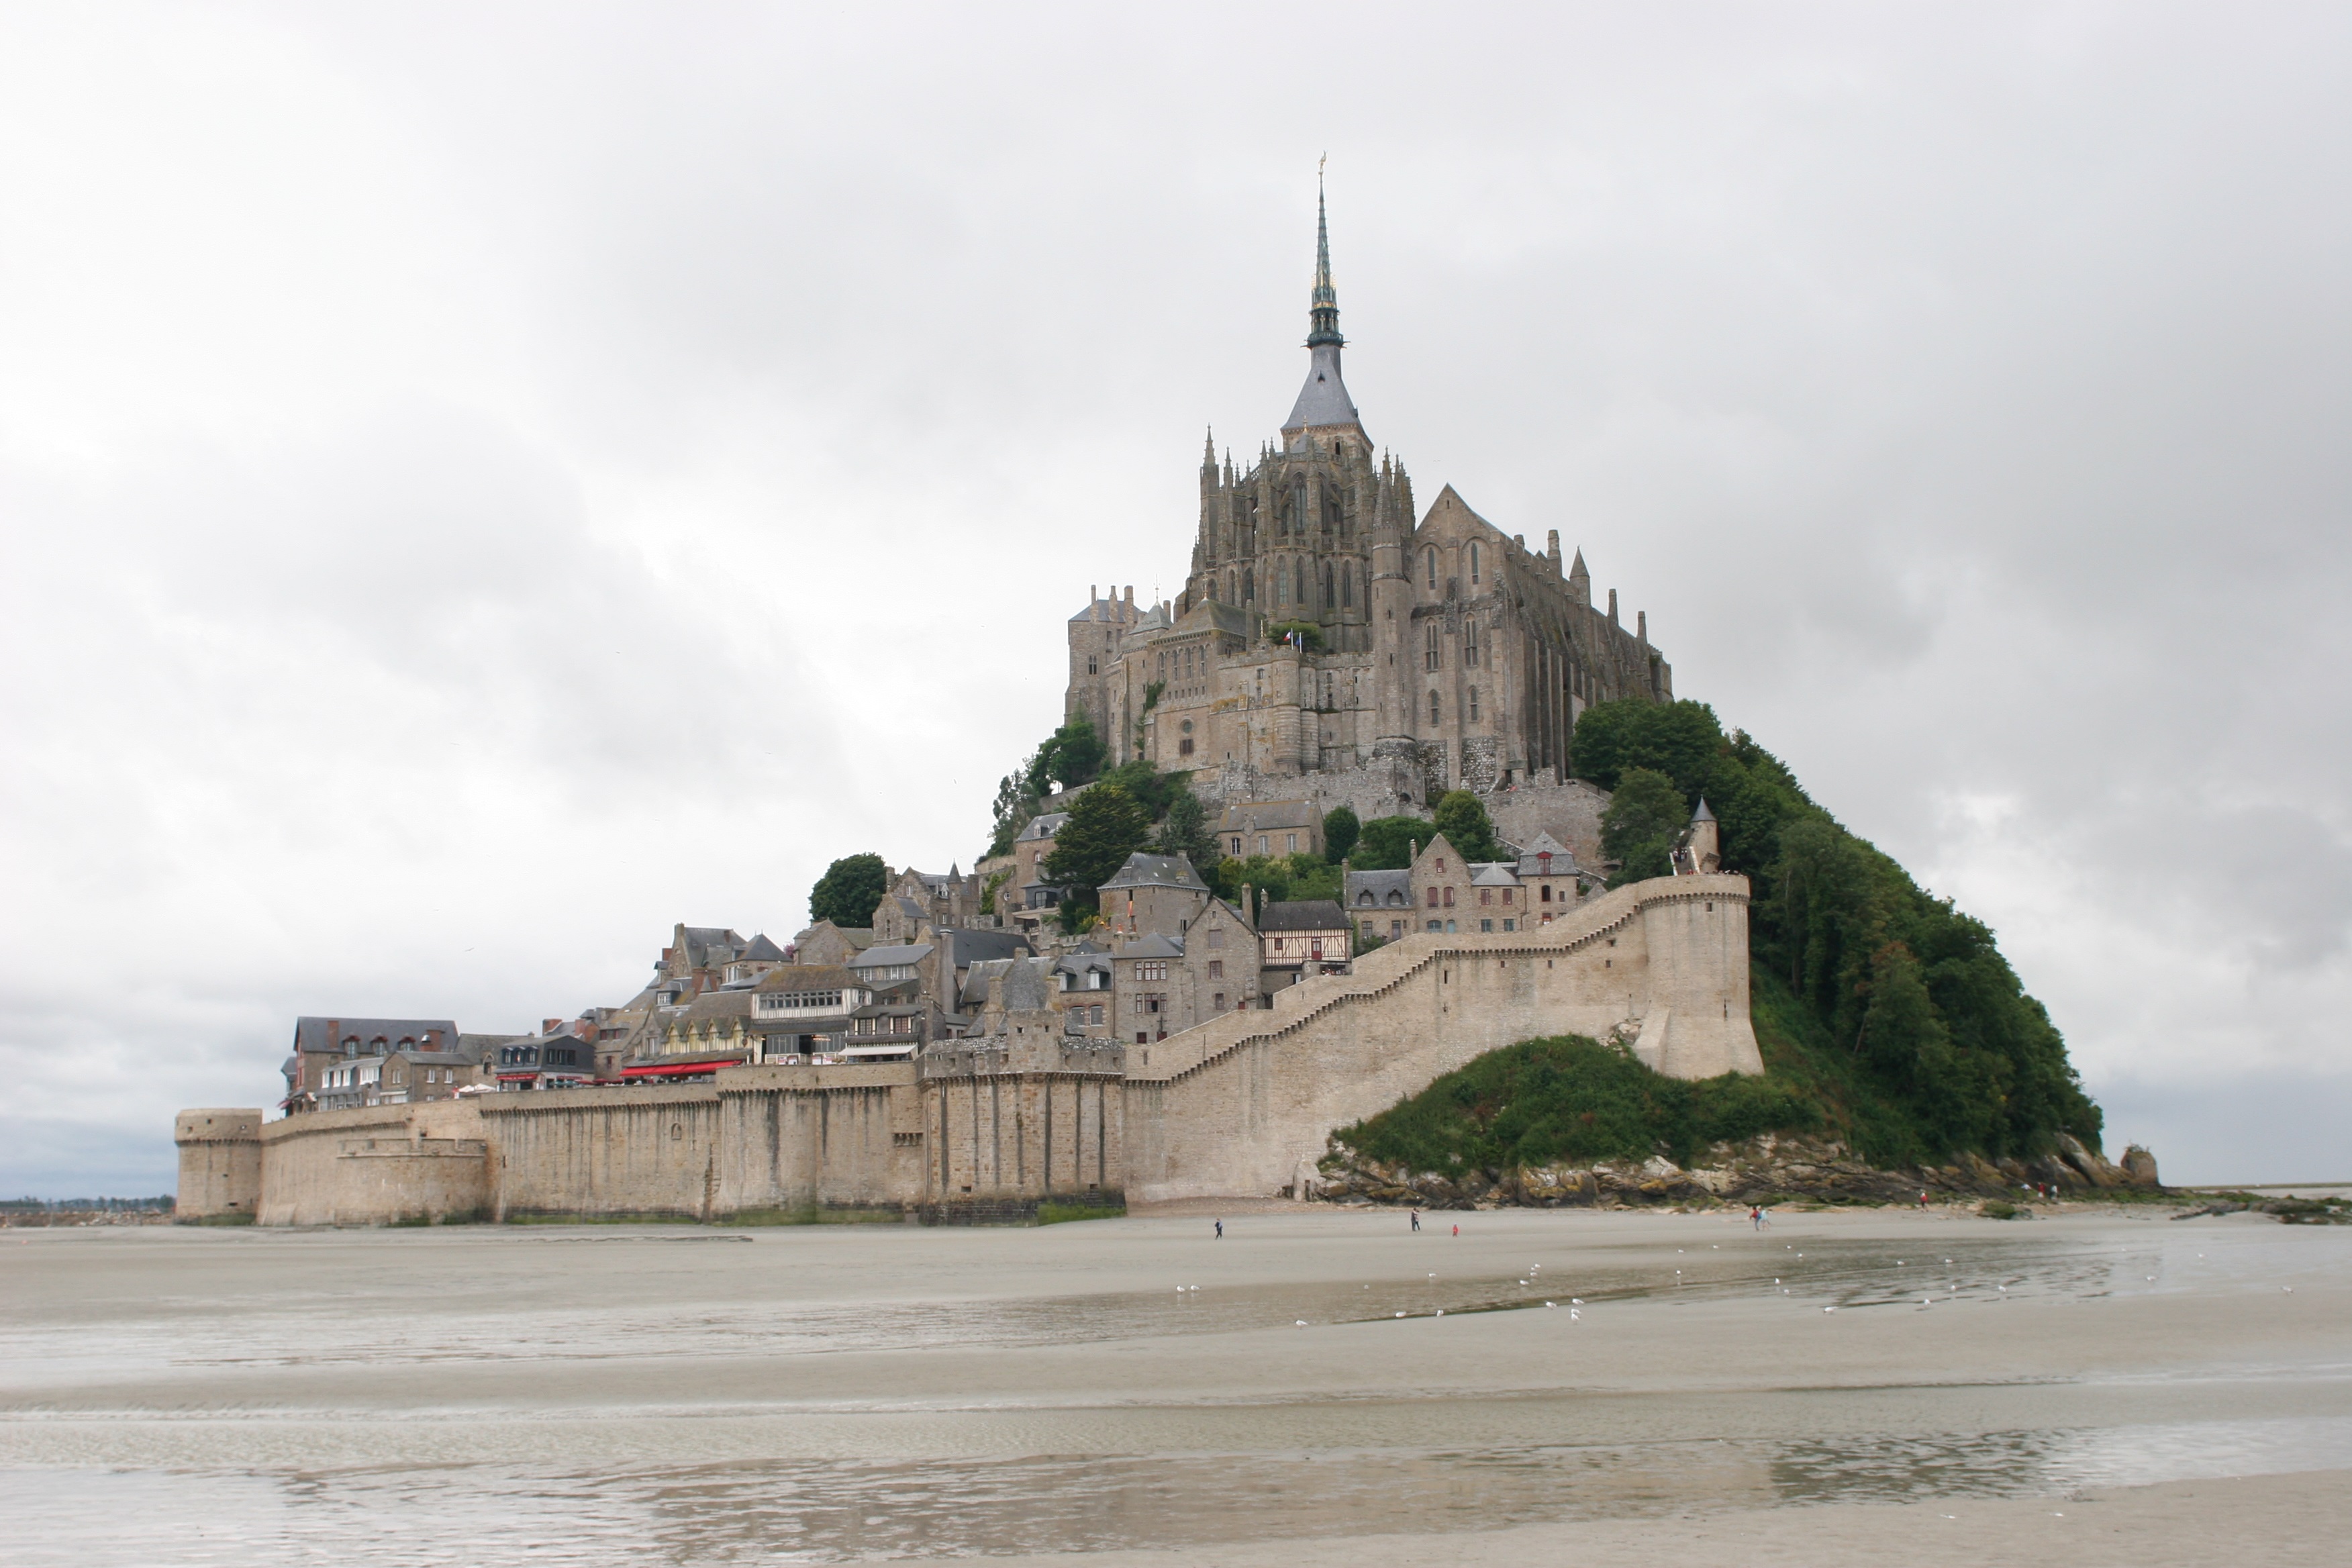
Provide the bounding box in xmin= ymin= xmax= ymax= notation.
xmin=249 ymin=1100 xmax=490 ymax=1226
xmin=1121 ymin=873 xmax=1761 ymax=1204
xmin=174 ymin=1109 xmax=263 ymax=1220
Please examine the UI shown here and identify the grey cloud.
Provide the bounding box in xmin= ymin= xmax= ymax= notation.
xmin=4 ymin=3 xmax=2350 ymax=1189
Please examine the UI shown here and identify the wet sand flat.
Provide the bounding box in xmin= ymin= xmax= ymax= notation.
xmin=2 ymin=1206 xmax=2347 ymax=1564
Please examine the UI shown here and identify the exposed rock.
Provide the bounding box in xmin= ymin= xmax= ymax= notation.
xmin=1316 ymin=1132 xmax=2171 ymax=1210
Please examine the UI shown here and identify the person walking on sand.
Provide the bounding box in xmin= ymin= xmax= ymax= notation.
xmin=1411 ymin=1209 xmax=1421 ymax=1232
xmin=1215 ymin=1218 xmax=1224 ymax=1239
xmin=1451 ymin=1222 xmax=1459 ymax=1237
xmin=1750 ymin=1205 xmax=1762 ymax=1230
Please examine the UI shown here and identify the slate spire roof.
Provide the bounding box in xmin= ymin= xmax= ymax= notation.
xmin=1283 ymin=171 xmax=1362 ymax=438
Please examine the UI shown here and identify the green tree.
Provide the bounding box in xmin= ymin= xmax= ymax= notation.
xmin=1040 ymin=783 xmax=1155 ymax=914
xmin=1323 ymin=804 xmax=1361 ymax=863
xmin=1154 ymin=778 xmax=1220 ymax=872
xmin=1571 ymin=698 xmax=1725 ymax=797
xmin=1432 ymin=790 xmax=1503 ymax=863
xmin=1027 ymin=714 xmax=1106 ymax=797
xmin=1600 ymin=767 xmax=1685 ymax=886
xmin=987 ymin=767 xmax=1042 ymax=859
xmin=808 ymin=852 xmax=889 ymax=929
xmin=1222 ymin=854 xmax=1293 ymax=912
xmin=1352 ymin=814 xmax=1432 ymax=870
xmin=1096 ymin=758 xmax=1178 ymax=822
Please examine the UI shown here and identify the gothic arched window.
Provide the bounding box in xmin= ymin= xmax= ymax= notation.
xmin=1295 ymin=558 xmax=1307 ymax=605
xmin=1425 ymin=622 xmax=1440 ymax=672
xmin=1342 ymin=563 xmax=1354 ymax=607
xmin=1470 ymin=541 xmax=1481 ymax=585
xmin=1465 ymin=618 xmax=1478 ymax=667
xmin=1243 ymin=567 xmax=1255 ymax=603
xmin=1426 ymin=548 xmax=1437 ymax=590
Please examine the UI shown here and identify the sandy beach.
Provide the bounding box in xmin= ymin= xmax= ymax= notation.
xmin=3 ymin=1204 xmax=2347 ymax=1565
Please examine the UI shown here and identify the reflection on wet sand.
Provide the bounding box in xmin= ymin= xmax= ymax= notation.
xmin=3 ymin=1210 xmax=2347 ymax=1565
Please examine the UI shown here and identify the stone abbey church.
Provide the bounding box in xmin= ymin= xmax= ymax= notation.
xmin=1065 ymin=190 xmax=1671 ymax=814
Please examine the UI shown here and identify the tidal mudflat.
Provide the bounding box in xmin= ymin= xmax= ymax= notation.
xmin=3 ymin=1206 xmax=2347 ymax=1565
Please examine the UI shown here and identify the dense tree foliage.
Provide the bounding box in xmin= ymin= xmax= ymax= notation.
xmin=1040 ymin=783 xmax=1154 ymax=916
xmin=1333 ymin=1034 xmax=1820 ymax=1173
xmin=1432 ymin=790 xmax=1503 ymax=863
xmin=1322 ymin=805 xmax=1361 ymax=863
xmin=1557 ymin=697 xmax=2103 ymax=1163
xmin=1351 ymin=814 xmax=1434 ymax=870
xmin=1599 ymin=767 xmax=1685 ymax=885
xmin=1029 ymin=715 xmax=1106 ymax=797
xmin=1154 ymin=779 xmax=1220 ymax=873
xmin=808 ymin=852 xmax=889 ymax=930
xmin=986 ymin=716 xmax=1108 ymax=858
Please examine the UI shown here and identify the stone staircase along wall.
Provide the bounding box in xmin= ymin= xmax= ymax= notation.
xmin=1122 ymin=873 xmax=1761 ymax=1204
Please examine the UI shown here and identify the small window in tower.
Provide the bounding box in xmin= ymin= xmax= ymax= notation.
xmin=1465 ymin=618 xmax=1477 ymax=665
xmin=1469 ymin=686 xmax=1480 ymax=722
xmin=1425 ymin=623 xmax=1440 ymax=672
xmin=1429 ymin=689 xmax=1440 ymax=724
xmin=1087 ymin=655 xmax=1097 ymax=675
xmin=1426 ymin=548 xmax=1436 ymax=590
xmin=1470 ymin=542 xmax=1481 ymax=584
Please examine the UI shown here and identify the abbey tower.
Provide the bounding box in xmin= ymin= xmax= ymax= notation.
xmin=1067 ymin=184 xmax=1671 ymax=816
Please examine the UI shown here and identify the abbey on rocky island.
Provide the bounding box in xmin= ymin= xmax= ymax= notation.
xmin=1067 ymin=183 xmax=1671 ymax=816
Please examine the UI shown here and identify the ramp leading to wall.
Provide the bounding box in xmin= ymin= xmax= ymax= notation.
xmin=1122 ymin=873 xmax=1759 ymax=1203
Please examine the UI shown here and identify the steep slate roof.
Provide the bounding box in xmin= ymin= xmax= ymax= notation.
xmin=1346 ymin=869 xmax=1412 ymax=909
xmin=1175 ymin=600 xmax=1254 ymax=637
xmin=1469 ymin=862 xmax=1522 ymax=887
xmin=850 ymin=943 xmax=935 ymax=970
xmin=742 ymin=934 xmax=788 ymax=962
xmin=1016 ymin=813 xmax=1070 ymax=844
xmin=1215 ymin=800 xmax=1320 ymax=834
xmin=677 ymin=989 xmax=756 ymax=1024
xmin=939 ymin=928 xmax=1030 ymax=970
xmin=1119 ymin=932 xmax=1186 ymax=959
xmin=1258 ymin=899 xmax=1350 ymax=932
xmin=995 ymin=957 xmax=1055 ymax=1013
xmin=1692 ymin=797 xmax=1716 ymax=823
xmin=291 ymin=1017 xmax=459 ymax=1052
xmin=678 ymin=926 xmax=745 ymax=966
xmin=960 ymin=958 xmax=1021 ymax=1008
xmin=1514 ymin=830 xmax=1581 ymax=876
xmin=1099 ymin=851 xmax=1210 ymax=893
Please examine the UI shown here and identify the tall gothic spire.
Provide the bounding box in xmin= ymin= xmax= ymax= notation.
xmin=1307 ymin=170 xmax=1342 ymax=348
xmin=1282 ymin=165 xmax=1363 ymax=440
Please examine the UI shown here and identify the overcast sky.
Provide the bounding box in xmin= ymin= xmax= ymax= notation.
xmin=3 ymin=3 xmax=2347 ymax=1193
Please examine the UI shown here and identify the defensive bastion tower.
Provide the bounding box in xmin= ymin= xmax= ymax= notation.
xmin=1066 ymin=183 xmax=1673 ymax=809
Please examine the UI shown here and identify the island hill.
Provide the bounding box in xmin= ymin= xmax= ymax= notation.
xmin=176 ymin=189 xmax=2151 ymax=1224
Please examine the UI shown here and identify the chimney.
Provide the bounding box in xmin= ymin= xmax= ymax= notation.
xmin=1608 ymin=588 xmax=1619 ymax=626
xmin=542 ymin=1018 xmax=562 ymax=1036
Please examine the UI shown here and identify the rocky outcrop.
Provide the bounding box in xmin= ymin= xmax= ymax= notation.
xmin=1316 ymin=1131 xmax=2162 ymax=1210
xmin=2120 ymin=1144 xmax=2161 ymax=1187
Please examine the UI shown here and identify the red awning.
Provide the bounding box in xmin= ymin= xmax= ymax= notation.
xmin=620 ymin=1059 xmax=741 ymax=1079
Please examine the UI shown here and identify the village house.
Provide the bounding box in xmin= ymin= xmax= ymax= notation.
xmin=280 ymin=1016 xmax=459 ymax=1114
xmin=1256 ymin=899 xmax=1352 ymax=990
xmin=1214 ymin=799 xmax=1324 ymax=861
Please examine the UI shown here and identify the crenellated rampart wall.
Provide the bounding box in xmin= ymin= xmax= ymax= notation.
xmin=180 ymin=874 xmax=1756 ymax=1221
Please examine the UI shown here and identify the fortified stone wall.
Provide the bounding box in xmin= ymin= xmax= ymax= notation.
xmin=920 ymin=1044 xmax=1127 ymax=1219
xmin=173 ymin=1110 xmax=263 ymax=1220
xmin=181 ymin=875 xmax=1755 ymax=1222
xmin=715 ymin=1065 xmax=928 ymax=1216
xmin=1191 ymin=762 xmax=1612 ymax=870
xmin=1120 ymin=873 xmax=1761 ymax=1204
xmin=248 ymin=1100 xmax=490 ymax=1226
